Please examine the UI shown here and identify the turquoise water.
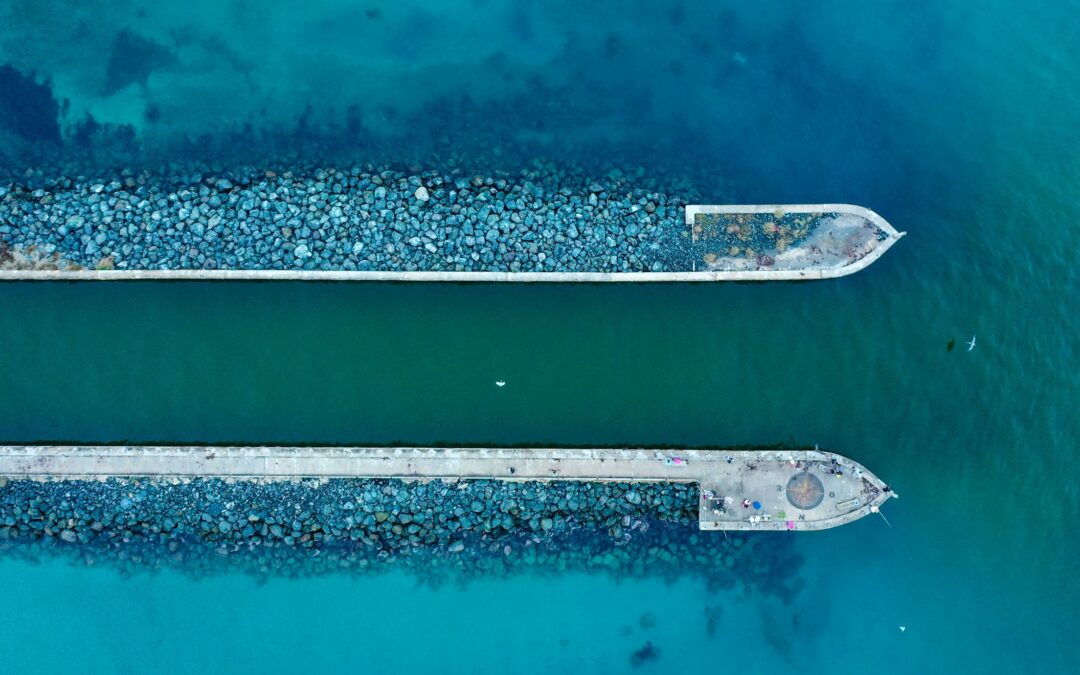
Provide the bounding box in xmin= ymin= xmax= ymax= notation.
xmin=2 ymin=0 xmax=1078 ymax=673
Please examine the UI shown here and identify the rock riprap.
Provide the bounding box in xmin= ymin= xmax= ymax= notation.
xmin=0 ymin=477 xmax=697 ymax=547
xmin=0 ymin=166 xmax=698 ymax=272
xmin=0 ymin=477 xmax=804 ymax=599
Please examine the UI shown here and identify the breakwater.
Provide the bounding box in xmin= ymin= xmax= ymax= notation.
xmin=0 ymin=446 xmax=894 ymax=531
xmin=0 ymin=166 xmax=901 ymax=280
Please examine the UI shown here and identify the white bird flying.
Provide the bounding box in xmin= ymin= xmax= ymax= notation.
xmin=899 ymin=626 xmax=907 ymax=633
xmin=495 ymin=381 xmax=506 ymax=387
xmin=966 ymin=335 xmax=976 ymax=352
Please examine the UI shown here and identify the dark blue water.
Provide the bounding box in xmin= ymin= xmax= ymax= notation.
xmin=1 ymin=1 xmax=1077 ymax=672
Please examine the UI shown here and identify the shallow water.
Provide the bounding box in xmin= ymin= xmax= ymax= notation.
xmin=1 ymin=0 xmax=1078 ymax=673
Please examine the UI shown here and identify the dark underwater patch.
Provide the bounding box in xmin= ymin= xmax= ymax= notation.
xmin=630 ymin=641 xmax=659 ymax=667
xmin=103 ymin=29 xmax=177 ymax=95
xmin=704 ymin=604 xmax=724 ymax=637
xmin=0 ymin=64 xmax=62 ymax=143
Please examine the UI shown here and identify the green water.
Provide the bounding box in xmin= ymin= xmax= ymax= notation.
xmin=4 ymin=279 xmax=920 ymax=446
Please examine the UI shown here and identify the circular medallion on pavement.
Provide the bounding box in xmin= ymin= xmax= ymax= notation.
xmin=786 ymin=471 xmax=825 ymax=510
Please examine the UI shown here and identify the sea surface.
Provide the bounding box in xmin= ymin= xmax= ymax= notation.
xmin=1 ymin=1 xmax=1077 ymax=673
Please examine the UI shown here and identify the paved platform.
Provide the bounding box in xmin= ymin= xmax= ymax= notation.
xmin=0 ymin=446 xmax=894 ymax=531
xmin=685 ymin=204 xmax=905 ymax=277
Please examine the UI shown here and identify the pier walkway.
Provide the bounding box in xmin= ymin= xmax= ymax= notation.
xmin=0 ymin=446 xmax=894 ymax=531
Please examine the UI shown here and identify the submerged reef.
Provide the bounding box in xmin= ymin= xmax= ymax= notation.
xmin=102 ymin=29 xmax=177 ymax=96
xmin=0 ymin=165 xmax=698 ymax=273
xmin=0 ymin=478 xmax=803 ymax=598
xmin=0 ymin=65 xmax=62 ymax=145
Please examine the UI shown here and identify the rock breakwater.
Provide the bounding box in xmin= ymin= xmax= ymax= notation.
xmin=0 ymin=477 xmax=803 ymax=598
xmin=0 ymin=165 xmax=700 ymax=273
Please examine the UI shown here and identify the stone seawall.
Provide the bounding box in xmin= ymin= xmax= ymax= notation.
xmin=0 ymin=446 xmax=895 ymax=532
xmin=1 ymin=162 xmax=902 ymax=280
xmin=0 ymin=445 xmax=888 ymax=591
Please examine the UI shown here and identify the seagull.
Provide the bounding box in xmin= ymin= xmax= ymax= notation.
xmin=966 ymin=335 xmax=976 ymax=352
xmin=495 ymin=381 xmax=506 ymax=387
xmin=899 ymin=626 xmax=907 ymax=633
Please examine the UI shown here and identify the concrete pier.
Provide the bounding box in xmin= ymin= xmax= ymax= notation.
xmin=0 ymin=446 xmax=894 ymax=531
